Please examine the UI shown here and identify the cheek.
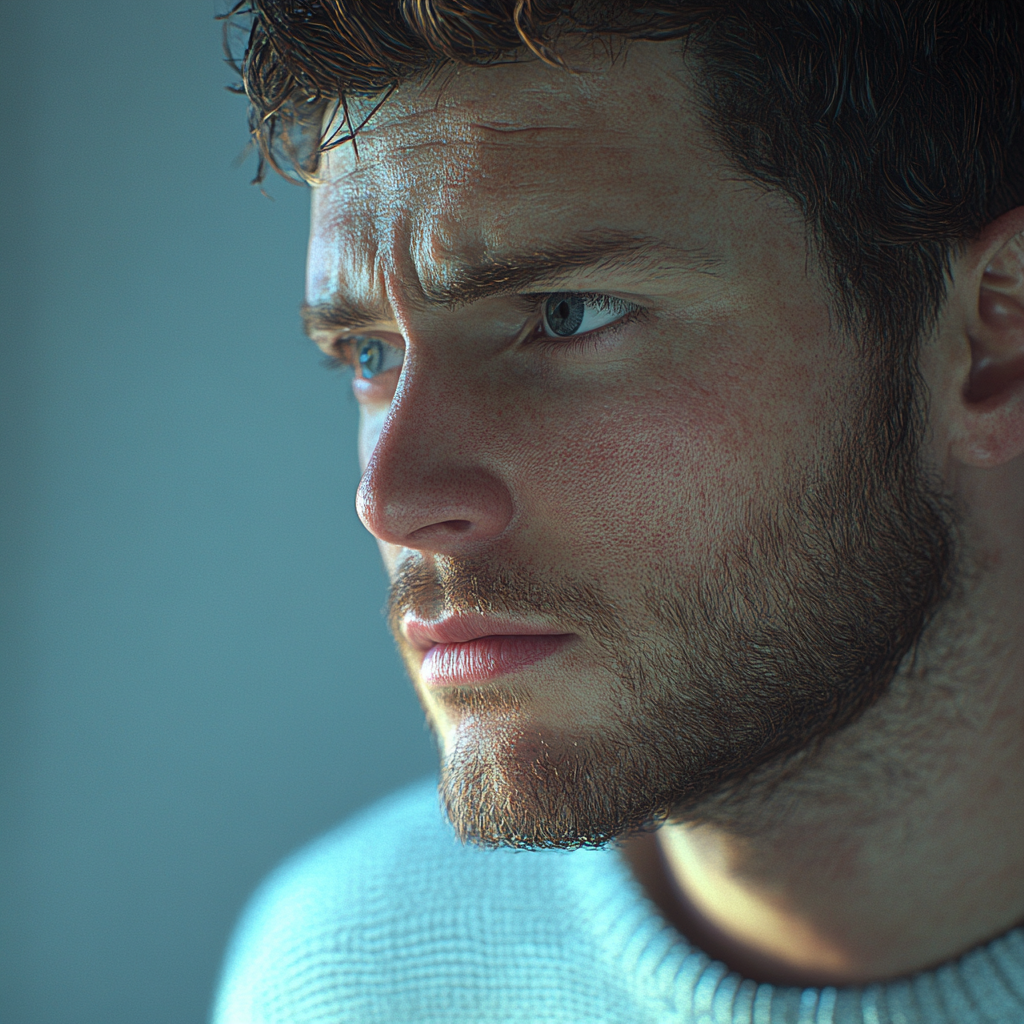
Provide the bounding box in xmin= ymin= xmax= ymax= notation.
xmin=508 ymin=334 xmax=841 ymax=582
xmin=513 ymin=387 xmax=753 ymax=575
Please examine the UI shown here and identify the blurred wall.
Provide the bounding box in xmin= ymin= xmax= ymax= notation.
xmin=0 ymin=4 xmax=436 ymax=1023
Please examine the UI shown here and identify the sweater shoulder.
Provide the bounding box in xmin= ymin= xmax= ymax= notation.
xmin=212 ymin=778 xmax=450 ymax=1023
xmin=210 ymin=778 xmax=610 ymax=1024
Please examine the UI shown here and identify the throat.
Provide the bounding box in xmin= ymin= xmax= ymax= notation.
xmin=619 ymin=830 xmax=866 ymax=988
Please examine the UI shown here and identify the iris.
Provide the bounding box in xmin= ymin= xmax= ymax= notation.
xmin=357 ymin=337 xmax=386 ymax=378
xmin=544 ymin=293 xmax=586 ymax=336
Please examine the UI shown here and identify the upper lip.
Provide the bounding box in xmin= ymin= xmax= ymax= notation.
xmin=403 ymin=613 xmax=572 ymax=653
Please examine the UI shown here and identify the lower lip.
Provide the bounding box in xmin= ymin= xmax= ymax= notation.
xmin=419 ymin=634 xmax=574 ymax=687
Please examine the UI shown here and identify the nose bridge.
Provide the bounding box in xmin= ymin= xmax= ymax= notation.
xmin=355 ymin=356 xmax=515 ymax=552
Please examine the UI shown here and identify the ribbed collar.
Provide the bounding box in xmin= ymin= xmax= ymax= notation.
xmin=565 ymin=845 xmax=1024 ymax=1023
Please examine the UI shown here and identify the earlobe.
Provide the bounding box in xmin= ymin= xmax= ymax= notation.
xmin=947 ymin=210 xmax=1024 ymax=467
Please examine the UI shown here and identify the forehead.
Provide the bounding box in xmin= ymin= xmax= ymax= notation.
xmin=307 ymin=42 xmax=748 ymax=306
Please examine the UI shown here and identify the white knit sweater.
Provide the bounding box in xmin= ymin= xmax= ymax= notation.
xmin=212 ymin=778 xmax=1024 ymax=1023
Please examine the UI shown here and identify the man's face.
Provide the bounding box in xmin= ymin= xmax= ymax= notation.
xmin=306 ymin=43 xmax=952 ymax=846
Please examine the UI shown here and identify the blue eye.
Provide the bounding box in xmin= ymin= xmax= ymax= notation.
xmin=544 ymin=294 xmax=585 ymax=336
xmin=541 ymin=293 xmax=635 ymax=338
xmin=353 ymin=336 xmax=403 ymax=379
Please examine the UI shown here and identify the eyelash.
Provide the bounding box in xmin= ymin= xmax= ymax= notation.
xmin=319 ymin=292 xmax=646 ymax=370
xmin=321 ymin=351 xmax=347 ymax=371
xmin=320 ymin=338 xmax=366 ymax=372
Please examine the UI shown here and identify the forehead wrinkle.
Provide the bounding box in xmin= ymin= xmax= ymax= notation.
xmin=324 ymin=86 xmax=640 ymax=181
xmin=328 ymin=74 xmax=597 ymax=138
xmin=339 ymin=117 xmax=637 ymax=160
xmin=307 ymin=193 xmax=429 ymax=331
xmin=322 ymin=39 xmax=696 ymax=180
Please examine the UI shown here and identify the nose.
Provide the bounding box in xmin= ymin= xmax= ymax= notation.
xmin=355 ymin=381 xmax=515 ymax=553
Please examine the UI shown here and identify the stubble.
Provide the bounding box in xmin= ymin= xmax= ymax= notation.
xmin=387 ymin=367 xmax=958 ymax=849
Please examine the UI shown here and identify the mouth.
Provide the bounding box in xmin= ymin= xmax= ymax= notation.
xmin=403 ymin=614 xmax=576 ymax=687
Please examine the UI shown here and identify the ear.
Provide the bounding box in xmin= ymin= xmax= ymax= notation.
xmin=943 ymin=206 xmax=1024 ymax=467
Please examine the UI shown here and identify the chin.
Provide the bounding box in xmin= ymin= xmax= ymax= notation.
xmin=435 ymin=711 xmax=674 ymax=850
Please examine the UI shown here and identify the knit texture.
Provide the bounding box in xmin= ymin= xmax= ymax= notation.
xmin=212 ymin=778 xmax=1024 ymax=1024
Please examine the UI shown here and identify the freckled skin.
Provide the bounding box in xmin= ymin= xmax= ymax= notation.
xmin=305 ymin=41 xmax=1024 ymax=988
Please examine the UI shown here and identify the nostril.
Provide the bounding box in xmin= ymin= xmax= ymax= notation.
xmin=410 ymin=519 xmax=474 ymax=540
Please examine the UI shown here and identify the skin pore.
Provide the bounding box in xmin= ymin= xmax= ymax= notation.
xmin=304 ymin=42 xmax=1024 ymax=986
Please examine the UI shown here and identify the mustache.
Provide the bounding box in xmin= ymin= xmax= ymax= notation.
xmin=385 ymin=556 xmax=622 ymax=642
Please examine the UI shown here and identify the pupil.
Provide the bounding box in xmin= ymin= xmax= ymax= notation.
xmin=358 ymin=338 xmax=383 ymax=378
xmin=545 ymin=293 xmax=585 ymax=336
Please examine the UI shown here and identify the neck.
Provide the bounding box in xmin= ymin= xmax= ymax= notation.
xmin=623 ymin=524 xmax=1024 ymax=987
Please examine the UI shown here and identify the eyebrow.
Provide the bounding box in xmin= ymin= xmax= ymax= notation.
xmin=300 ymin=231 xmax=724 ymax=337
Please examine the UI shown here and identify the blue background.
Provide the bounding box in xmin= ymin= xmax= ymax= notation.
xmin=0 ymin=4 xmax=436 ymax=1022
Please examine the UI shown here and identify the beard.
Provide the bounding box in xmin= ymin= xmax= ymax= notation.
xmin=386 ymin=357 xmax=957 ymax=851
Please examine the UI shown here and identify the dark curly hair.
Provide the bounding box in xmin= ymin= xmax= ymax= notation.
xmin=223 ymin=1 xmax=1024 ymax=452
